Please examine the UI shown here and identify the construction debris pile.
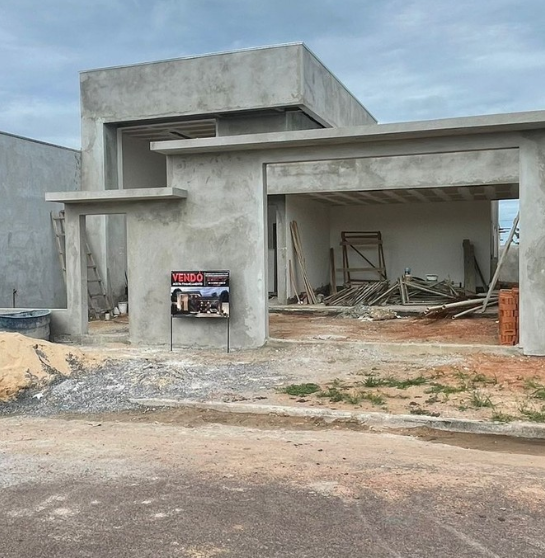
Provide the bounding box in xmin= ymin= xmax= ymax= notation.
xmin=323 ymin=275 xmax=499 ymax=319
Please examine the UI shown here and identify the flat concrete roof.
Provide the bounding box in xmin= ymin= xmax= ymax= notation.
xmin=151 ymin=110 xmax=545 ymax=155
xmin=46 ymin=187 xmax=187 ymax=204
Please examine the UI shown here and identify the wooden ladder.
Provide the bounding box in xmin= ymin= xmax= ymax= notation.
xmin=51 ymin=211 xmax=111 ymax=315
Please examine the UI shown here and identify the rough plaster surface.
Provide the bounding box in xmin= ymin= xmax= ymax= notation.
xmin=519 ymin=132 xmax=545 ymax=355
xmin=0 ymin=133 xmax=80 ymax=308
xmin=124 ymin=153 xmax=267 ymax=349
xmin=267 ymin=149 xmax=519 ymax=194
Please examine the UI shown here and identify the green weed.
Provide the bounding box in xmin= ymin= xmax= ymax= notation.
xmin=470 ymin=391 xmax=495 ymax=408
xmin=317 ymin=387 xmax=344 ymax=402
xmin=280 ymin=383 xmax=321 ymax=397
xmin=491 ymin=412 xmax=515 ymax=423
xmin=519 ymin=404 xmax=545 ymax=423
xmin=426 ymin=383 xmax=466 ymax=395
xmin=361 ymin=375 xmax=427 ymax=390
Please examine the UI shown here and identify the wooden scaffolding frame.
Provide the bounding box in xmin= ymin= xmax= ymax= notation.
xmin=339 ymin=231 xmax=387 ymax=286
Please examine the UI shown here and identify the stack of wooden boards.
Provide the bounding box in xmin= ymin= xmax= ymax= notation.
xmin=324 ymin=275 xmax=499 ymax=319
xmin=325 ymin=276 xmax=466 ymax=307
xmin=289 ymin=221 xmax=318 ymax=304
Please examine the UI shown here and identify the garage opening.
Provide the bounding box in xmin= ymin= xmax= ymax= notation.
xmin=268 ymin=184 xmax=519 ymax=347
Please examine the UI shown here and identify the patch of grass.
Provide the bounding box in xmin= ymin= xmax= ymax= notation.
xmin=491 ymin=412 xmax=515 ymax=423
xmin=362 ymin=392 xmax=385 ymax=406
xmin=388 ymin=376 xmax=428 ymax=389
xmin=318 ymin=386 xmax=385 ymax=406
xmin=360 ymin=375 xmax=427 ymax=390
xmin=317 ymin=387 xmax=344 ymax=402
xmin=519 ymin=404 xmax=545 ymax=423
xmin=362 ymin=376 xmax=387 ymax=388
xmin=524 ymin=379 xmax=545 ymax=400
xmin=470 ymin=391 xmax=495 ymax=409
xmin=280 ymin=383 xmax=321 ymax=397
xmin=426 ymin=383 xmax=466 ymax=395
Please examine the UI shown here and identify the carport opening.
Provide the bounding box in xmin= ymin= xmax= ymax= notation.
xmin=268 ymin=186 xmax=520 ymax=347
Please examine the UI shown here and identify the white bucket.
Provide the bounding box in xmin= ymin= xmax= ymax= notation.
xmin=118 ymin=301 xmax=128 ymax=314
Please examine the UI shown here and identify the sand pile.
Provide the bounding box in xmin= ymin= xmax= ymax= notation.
xmin=0 ymin=332 xmax=98 ymax=402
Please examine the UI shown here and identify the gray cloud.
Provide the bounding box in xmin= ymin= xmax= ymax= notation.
xmin=0 ymin=0 xmax=544 ymax=147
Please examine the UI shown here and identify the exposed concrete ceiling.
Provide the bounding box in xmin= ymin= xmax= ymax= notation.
xmin=121 ymin=119 xmax=217 ymax=141
xmin=304 ymin=183 xmax=519 ymax=206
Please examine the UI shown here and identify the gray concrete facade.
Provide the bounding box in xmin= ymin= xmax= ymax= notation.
xmin=79 ymin=44 xmax=373 ymax=306
xmin=0 ymin=132 xmax=80 ymax=309
xmin=46 ymin=45 xmax=545 ymax=356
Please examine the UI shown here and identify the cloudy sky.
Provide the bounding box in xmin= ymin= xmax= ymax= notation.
xmin=1 ymin=0 xmax=542 ymax=223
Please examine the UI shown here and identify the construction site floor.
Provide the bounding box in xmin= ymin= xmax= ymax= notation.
xmin=269 ymin=313 xmax=500 ymax=346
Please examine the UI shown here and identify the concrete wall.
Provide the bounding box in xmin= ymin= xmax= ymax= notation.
xmin=80 ymin=45 xmax=373 ymax=304
xmin=301 ymin=47 xmax=376 ymax=127
xmin=121 ymin=135 xmax=167 ymax=189
xmin=330 ymin=201 xmax=492 ymax=286
xmin=65 ymin=152 xmax=264 ymax=349
xmin=0 ymin=132 xmax=80 ymax=309
xmin=285 ymin=196 xmax=331 ymax=297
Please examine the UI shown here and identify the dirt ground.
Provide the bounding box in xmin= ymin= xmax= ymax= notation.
xmin=2 ymin=413 xmax=545 ymax=557
xmin=3 ymin=313 xmax=544 ymax=425
xmin=269 ymin=312 xmax=500 ymax=344
xmin=267 ymin=348 xmax=545 ymax=423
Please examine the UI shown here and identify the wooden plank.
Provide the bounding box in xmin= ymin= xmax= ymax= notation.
xmin=329 ymin=248 xmax=337 ymax=295
xmin=463 ymin=239 xmax=476 ymax=294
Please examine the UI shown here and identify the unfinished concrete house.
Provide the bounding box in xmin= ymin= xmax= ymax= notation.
xmin=43 ymin=44 xmax=545 ymax=355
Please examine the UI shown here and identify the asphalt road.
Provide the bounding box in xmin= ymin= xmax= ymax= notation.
xmin=1 ymin=411 xmax=545 ymax=557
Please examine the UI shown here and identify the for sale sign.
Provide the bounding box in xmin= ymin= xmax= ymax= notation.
xmin=171 ymin=270 xmax=230 ymax=318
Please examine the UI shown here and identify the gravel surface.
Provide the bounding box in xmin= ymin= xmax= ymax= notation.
xmin=0 ymin=352 xmax=289 ymax=417
xmin=0 ymin=342 xmax=463 ymax=417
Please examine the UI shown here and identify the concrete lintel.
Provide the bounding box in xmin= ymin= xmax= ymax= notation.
xmin=151 ymin=110 xmax=545 ymax=155
xmin=45 ymin=187 xmax=187 ymax=204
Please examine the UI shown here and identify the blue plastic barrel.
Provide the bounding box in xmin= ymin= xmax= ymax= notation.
xmin=0 ymin=310 xmax=51 ymax=340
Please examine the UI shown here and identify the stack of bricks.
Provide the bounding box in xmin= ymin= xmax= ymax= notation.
xmin=498 ymin=287 xmax=519 ymax=346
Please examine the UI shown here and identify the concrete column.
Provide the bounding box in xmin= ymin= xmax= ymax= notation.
xmin=64 ymin=208 xmax=88 ymax=336
xmin=519 ymin=132 xmax=545 ymax=355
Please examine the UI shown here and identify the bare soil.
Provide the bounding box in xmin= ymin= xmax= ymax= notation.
xmin=269 ymin=313 xmax=499 ymax=344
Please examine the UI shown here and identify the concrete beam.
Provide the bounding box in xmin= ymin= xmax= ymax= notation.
xmin=267 ymin=149 xmax=519 ymax=195
xmin=46 ymin=187 xmax=187 ymax=204
xmin=151 ymin=110 xmax=545 ymax=156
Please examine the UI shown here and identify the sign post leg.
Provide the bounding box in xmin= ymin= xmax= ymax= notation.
xmin=227 ymin=317 xmax=230 ymax=353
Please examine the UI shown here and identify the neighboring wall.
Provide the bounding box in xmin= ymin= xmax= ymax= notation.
xmin=499 ymin=244 xmax=519 ymax=283
xmin=286 ymin=195 xmax=330 ymax=297
xmin=0 ymin=132 xmax=80 ymax=308
xmin=330 ymin=201 xmax=492 ymax=287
